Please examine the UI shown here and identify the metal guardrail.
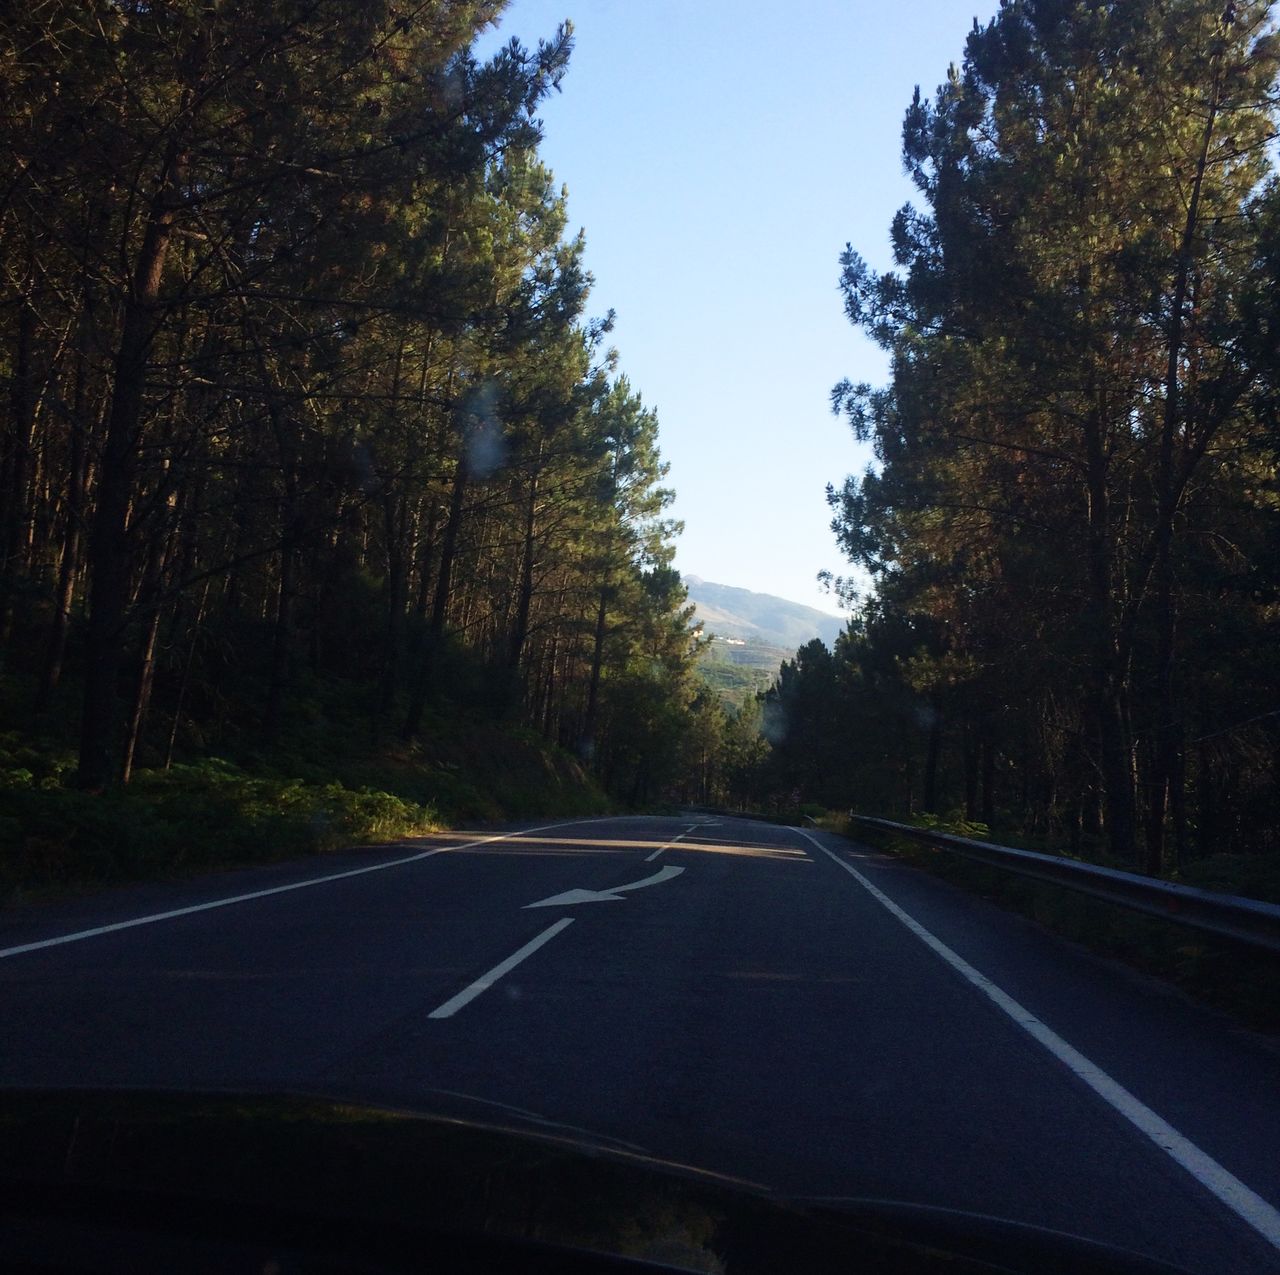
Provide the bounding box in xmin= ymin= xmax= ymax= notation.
xmin=848 ymin=814 xmax=1280 ymax=955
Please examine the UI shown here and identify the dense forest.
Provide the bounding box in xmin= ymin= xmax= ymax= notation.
xmin=0 ymin=1 xmax=719 ymax=884
xmin=768 ymin=0 xmax=1280 ymax=877
xmin=8 ymin=0 xmax=1280 ymax=895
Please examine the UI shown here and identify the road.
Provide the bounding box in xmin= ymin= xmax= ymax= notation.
xmin=2 ymin=813 xmax=1279 ymax=1273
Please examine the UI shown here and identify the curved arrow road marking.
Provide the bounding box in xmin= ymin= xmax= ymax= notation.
xmin=525 ymin=864 xmax=685 ymax=908
xmin=0 ymin=817 xmax=619 ymax=962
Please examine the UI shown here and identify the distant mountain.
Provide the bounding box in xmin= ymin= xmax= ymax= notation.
xmin=683 ymin=576 xmax=845 ymax=655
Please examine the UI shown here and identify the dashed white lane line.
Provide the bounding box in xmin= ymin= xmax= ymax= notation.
xmin=0 ymin=818 xmax=617 ymax=962
xmin=793 ymin=826 xmax=1280 ymax=1256
xmin=645 ymin=823 xmax=697 ymax=862
xmin=427 ymin=918 xmax=575 ymax=1019
xmin=432 ymin=817 xmax=698 ymax=1016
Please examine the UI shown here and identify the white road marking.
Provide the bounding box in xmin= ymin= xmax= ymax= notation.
xmin=793 ymin=826 xmax=1280 ymax=1255
xmin=0 ymin=818 xmax=616 ymax=962
xmin=645 ymin=824 xmax=697 ymax=862
xmin=524 ymin=864 xmax=685 ymax=908
xmin=427 ymin=918 xmax=575 ymax=1019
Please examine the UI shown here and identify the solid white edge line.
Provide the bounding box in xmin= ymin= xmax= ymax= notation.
xmin=644 ymin=823 xmax=697 ymax=862
xmin=0 ymin=817 xmax=617 ymax=961
xmin=427 ymin=917 xmax=575 ymax=1019
xmin=792 ymin=826 xmax=1280 ymax=1254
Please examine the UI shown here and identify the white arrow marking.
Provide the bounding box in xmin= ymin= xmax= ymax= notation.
xmin=524 ymin=864 xmax=685 ymax=908
xmin=645 ymin=823 xmax=697 ymax=861
xmin=0 ymin=815 xmax=619 ymax=963
xmin=428 ymin=918 xmax=574 ymax=1019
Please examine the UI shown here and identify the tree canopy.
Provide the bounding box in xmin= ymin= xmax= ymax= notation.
xmin=786 ymin=0 xmax=1280 ymax=873
xmin=0 ymin=1 xmax=702 ymax=810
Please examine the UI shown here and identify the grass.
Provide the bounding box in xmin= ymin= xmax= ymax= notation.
xmin=0 ymin=751 xmax=441 ymax=902
xmin=0 ymin=708 xmax=609 ymax=904
xmin=818 ymin=810 xmax=1280 ymax=1035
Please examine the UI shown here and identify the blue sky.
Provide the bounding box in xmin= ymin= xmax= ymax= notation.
xmin=477 ymin=2 xmax=998 ymax=614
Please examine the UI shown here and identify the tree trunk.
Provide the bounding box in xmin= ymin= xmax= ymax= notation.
xmin=1169 ymin=729 xmax=1188 ymax=871
xmin=505 ymin=460 xmax=541 ymax=714
xmin=77 ymin=154 xmax=182 ymax=789
xmin=980 ymin=739 xmax=995 ymax=827
xmin=540 ymin=625 xmax=561 ymax=740
xmin=1194 ymin=739 xmax=1216 ymax=861
xmin=922 ymin=698 xmax=942 ymax=814
xmin=263 ymin=544 xmax=295 ymax=742
xmin=580 ymin=573 xmax=611 ymax=759
xmin=165 ymin=580 xmax=211 ymax=769
xmin=121 ymin=603 xmax=162 ymax=785
xmin=38 ymin=365 xmax=90 ymax=706
xmin=378 ymin=492 xmax=409 ymax=716
xmin=122 ymin=487 xmax=188 ymax=782
xmin=402 ymin=453 xmax=468 ymax=738
xmin=0 ymin=287 xmax=37 ymax=648
xmin=1145 ymin=86 xmax=1218 ymax=877
xmin=963 ymin=721 xmax=978 ymax=820
xmin=1083 ymin=404 xmax=1136 ymax=861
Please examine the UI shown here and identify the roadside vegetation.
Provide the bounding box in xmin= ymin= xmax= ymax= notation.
xmin=0 ymin=701 xmax=606 ymax=902
xmin=816 ymin=812 xmax=1280 ymax=1034
xmin=0 ymin=4 xmax=704 ymax=896
xmin=693 ymin=646 xmax=775 ymax=712
xmin=710 ymin=1 xmax=1280 ymax=1032
xmin=761 ymin=2 xmax=1280 ymax=884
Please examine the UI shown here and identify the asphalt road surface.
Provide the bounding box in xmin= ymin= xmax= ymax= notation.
xmin=3 ymin=814 xmax=1279 ymax=1273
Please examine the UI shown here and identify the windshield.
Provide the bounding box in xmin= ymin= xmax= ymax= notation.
xmin=2 ymin=3 xmax=1280 ymax=1274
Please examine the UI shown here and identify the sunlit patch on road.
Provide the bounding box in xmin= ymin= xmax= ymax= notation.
xmin=668 ymin=838 xmax=812 ymax=862
xmin=453 ymin=836 xmax=647 ymax=855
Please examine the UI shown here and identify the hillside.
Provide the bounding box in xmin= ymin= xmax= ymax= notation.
xmin=684 ymin=576 xmax=845 ymax=653
xmin=686 ymin=576 xmax=847 ymax=708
